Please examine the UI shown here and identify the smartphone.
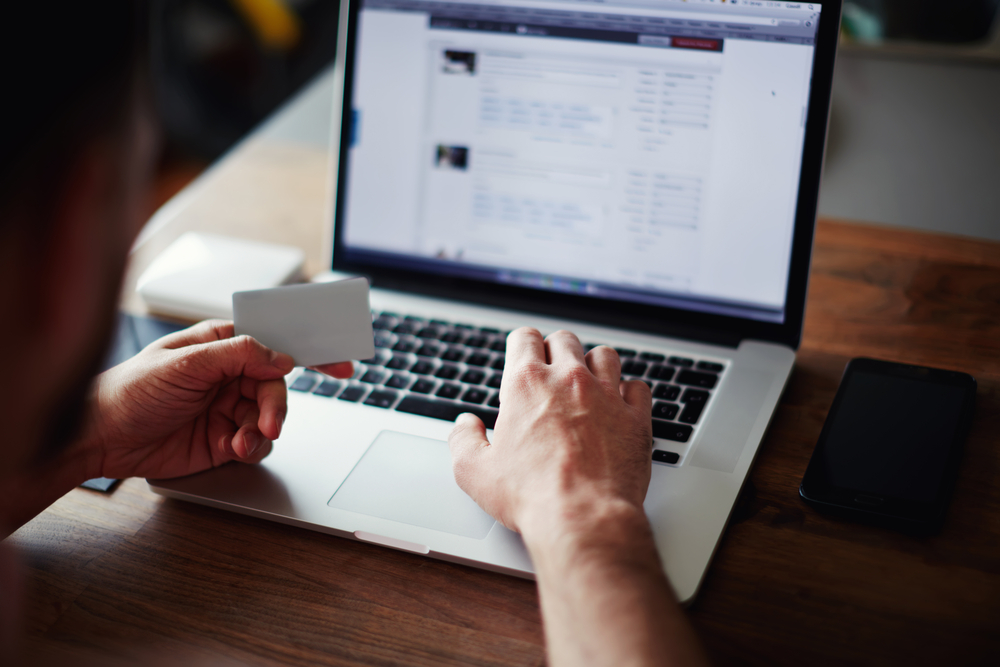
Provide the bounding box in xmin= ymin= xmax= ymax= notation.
xmin=800 ymin=358 xmax=976 ymax=533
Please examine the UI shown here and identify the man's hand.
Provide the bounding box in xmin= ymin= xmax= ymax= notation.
xmin=448 ymin=328 xmax=708 ymax=667
xmin=448 ymin=328 xmax=653 ymax=538
xmin=86 ymin=320 xmax=352 ymax=481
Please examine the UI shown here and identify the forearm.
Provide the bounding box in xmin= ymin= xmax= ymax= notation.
xmin=524 ymin=499 xmax=709 ymax=667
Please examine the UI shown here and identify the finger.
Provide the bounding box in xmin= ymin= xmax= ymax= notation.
xmin=544 ymin=330 xmax=586 ymax=367
xmin=620 ymin=378 xmax=653 ymax=415
xmin=175 ymin=334 xmax=295 ymax=386
xmin=586 ymin=345 xmax=622 ymax=384
xmin=233 ymin=400 xmax=262 ymax=459
xmin=505 ymin=327 xmax=546 ymax=370
xmin=242 ymin=436 xmax=273 ymax=465
xmin=255 ymin=378 xmax=288 ymax=440
xmin=234 ymin=426 xmax=271 ymax=461
xmin=148 ymin=319 xmax=234 ymax=351
xmin=239 ymin=376 xmax=287 ymax=440
xmin=309 ymin=361 xmax=355 ymax=379
xmin=448 ymin=413 xmax=491 ymax=495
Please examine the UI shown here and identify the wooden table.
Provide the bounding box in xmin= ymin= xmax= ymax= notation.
xmin=10 ymin=138 xmax=1000 ymax=666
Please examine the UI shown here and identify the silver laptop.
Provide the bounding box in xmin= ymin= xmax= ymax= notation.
xmin=151 ymin=0 xmax=841 ymax=603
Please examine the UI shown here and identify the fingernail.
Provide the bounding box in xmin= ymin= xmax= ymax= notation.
xmin=243 ymin=431 xmax=259 ymax=458
xmin=275 ymin=413 xmax=284 ymax=438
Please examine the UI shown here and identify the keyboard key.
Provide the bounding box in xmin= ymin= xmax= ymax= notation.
xmin=676 ymin=370 xmax=718 ymax=389
xmin=403 ymin=315 xmax=424 ymax=322
xmin=290 ymin=375 xmax=317 ymax=392
xmin=652 ymin=420 xmax=692 ymax=442
xmin=386 ymin=356 xmax=410 ymax=370
xmin=652 ymin=450 xmax=680 ymax=465
xmin=652 ymin=402 xmax=680 ymax=420
xmin=460 ymin=369 xmax=486 ymax=385
xmin=378 ymin=311 xmax=398 ymax=319
xmin=441 ymin=348 xmax=464 ymax=362
xmin=393 ymin=340 xmax=416 ymax=353
xmin=436 ymin=383 xmax=461 ymax=399
xmin=364 ymin=390 xmax=398 ymax=409
xmin=439 ymin=331 xmax=463 ymax=343
xmin=410 ymin=360 xmax=435 ymax=375
xmin=696 ymin=361 xmax=724 ymax=373
xmin=639 ymin=352 xmax=665 ymax=362
xmin=429 ymin=319 xmax=450 ymax=327
xmin=461 ymin=388 xmax=489 ymax=404
xmin=681 ymin=388 xmax=710 ymax=405
xmin=487 ymin=392 xmax=501 ymax=408
xmin=312 ymin=380 xmax=342 ymax=397
xmin=415 ymin=344 xmax=441 ymax=357
xmin=416 ymin=327 xmax=439 ymax=339
xmin=396 ymin=396 xmax=499 ymax=428
xmin=455 ymin=323 xmax=474 ymax=329
xmin=466 ymin=352 xmax=490 ymax=367
xmin=386 ymin=374 xmax=411 ymax=390
xmin=338 ymin=385 xmax=367 ymax=402
xmin=668 ymin=356 xmax=694 ymax=368
xmin=464 ymin=336 xmax=488 ymax=348
xmin=360 ymin=370 xmax=385 ymax=384
xmin=621 ymin=360 xmax=648 ymax=376
xmin=486 ymin=373 xmax=503 ymax=389
xmin=372 ymin=316 xmax=395 ymax=330
xmin=489 ymin=339 xmax=506 ymax=353
xmin=435 ymin=365 xmax=459 ymax=380
xmin=373 ymin=332 xmax=394 ymax=348
xmin=615 ymin=348 xmax=637 ymax=357
xmin=679 ymin=402 xmax=705 ymax=425
xmin=648 ymin=365 xmax=675 ymax=382
xmin=491 ymin=357 xmax=505 ymax=371
xmin=653 ymin=384 xmax=681 ymax=401
xmin=393 ymin=323 xmax=416 ymax=334
xmin=411 ymin=378 xmax=435 ymax=394
xmin=479 ymin=327 xmax=500 ymax=334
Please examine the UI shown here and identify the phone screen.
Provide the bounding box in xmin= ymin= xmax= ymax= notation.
xmin=819 ymin=370 xmax=969 ymax=504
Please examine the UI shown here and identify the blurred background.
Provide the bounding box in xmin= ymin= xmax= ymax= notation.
xmin=149 ymin=0 xmax=1000 ymax=241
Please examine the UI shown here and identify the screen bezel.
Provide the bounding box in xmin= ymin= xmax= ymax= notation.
xmin=331 ymin=0 xmax=844 ymax=350
xmin=799 ymin=357 xmax=977 ymax=524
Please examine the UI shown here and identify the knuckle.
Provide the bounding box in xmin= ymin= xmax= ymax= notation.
xmin=561 ymin=364 xmax=594 ymax=389
xmin=200 ymin=319 xmax=233 ymax=339
xmin=548 ymin=329 xmax=577 ymax=341
xmin=231 ymin=334 xmax=259 ymax=355
xmin=509 ymin=361 xmax=547 ymax=390
xmin=511 ymin=326 xmax=542 ymax=341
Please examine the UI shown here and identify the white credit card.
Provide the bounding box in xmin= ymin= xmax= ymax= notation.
xmin=233 ymin=277 xmax=374 ymax=367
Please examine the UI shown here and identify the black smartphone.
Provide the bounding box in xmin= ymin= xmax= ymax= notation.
xmin=800 ymin=358 xmax=976 ymax=533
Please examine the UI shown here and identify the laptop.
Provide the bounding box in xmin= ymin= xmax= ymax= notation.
xmin=151 ymin=0 xmax=841 ymax=604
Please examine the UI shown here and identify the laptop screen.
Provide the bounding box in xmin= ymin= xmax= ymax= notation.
xmin=338 ymin=0 xmax=825 ymax=325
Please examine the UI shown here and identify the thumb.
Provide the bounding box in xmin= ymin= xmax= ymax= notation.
xmin=175 ymin=335 xmax=295 ymax=385
xmin=448 ymin=413 xmax=490 ymax=493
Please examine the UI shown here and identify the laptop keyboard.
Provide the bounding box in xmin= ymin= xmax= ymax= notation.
xmin=288 ymin=311 xmax=727 ymax=466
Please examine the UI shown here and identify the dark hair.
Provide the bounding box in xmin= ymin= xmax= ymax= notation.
xmin=1 ymin=2 xmax=148 ymax=234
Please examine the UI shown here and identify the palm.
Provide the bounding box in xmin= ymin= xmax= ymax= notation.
xmin=90 ymin=321 xmax=293 ymax=481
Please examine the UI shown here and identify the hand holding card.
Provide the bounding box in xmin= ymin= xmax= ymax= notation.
xmin=233 ymin=277 xmax=375 ymax=368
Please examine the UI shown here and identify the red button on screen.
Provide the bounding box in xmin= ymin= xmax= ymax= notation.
xmin=672 ymin=37 xmax=723 ymax=51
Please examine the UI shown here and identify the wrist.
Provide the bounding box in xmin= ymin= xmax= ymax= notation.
xmin=519 ymin=492 xmax=657 ymax=572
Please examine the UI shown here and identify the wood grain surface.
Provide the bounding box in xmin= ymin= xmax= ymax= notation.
xmin=8 ymin=140 xmax=1000 ymax=666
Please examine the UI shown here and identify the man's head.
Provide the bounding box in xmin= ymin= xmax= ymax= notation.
xmin=0 ymin=3 xmax=157 ymax=477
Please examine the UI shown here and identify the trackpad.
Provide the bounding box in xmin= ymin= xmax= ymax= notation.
xmin=327 ymin=431 xmax=496 ymax=539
